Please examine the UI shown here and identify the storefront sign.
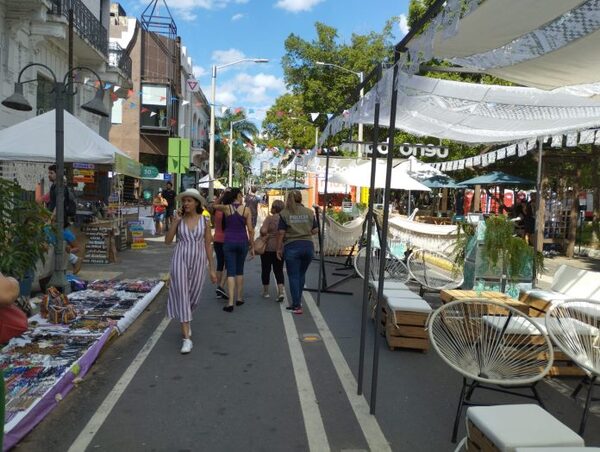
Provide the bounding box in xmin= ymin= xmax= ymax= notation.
xmin=73 ymin=169 xmax=95 ymax=184
xmin=73 ymin=162 xmax=95 ymax=170
xmin=141 ymin=165 xmax=159 ymax=178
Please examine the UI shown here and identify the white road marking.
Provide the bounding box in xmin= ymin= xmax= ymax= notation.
xmin=68 ymin=316 xmax=171 ymax=452
xmin=303 ymin=292 xmax=392 ymax=452
xmin=280 ymin=303 xmax=331 ymax=452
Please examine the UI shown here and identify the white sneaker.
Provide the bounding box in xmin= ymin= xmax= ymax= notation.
xmin=180 ymin=338 xmax=193 ymax=354
xmin=263 ymin=292 xmax=270 ymax=299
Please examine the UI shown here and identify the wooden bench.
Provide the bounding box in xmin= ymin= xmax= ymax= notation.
xmin=371 ymin=281 xmax=432 ymax=351
xmin=519 ymin=265 xmax=600 ymax=317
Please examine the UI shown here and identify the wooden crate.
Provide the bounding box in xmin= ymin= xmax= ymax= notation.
xmin=518 ymin=292 xmax=552 ymax=317
xmin=467 ymin=420 xmax=500 ymax=452
xmin=382 ymin=305 xmax=429 ymax=352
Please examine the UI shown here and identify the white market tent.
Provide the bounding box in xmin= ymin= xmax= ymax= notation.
xmin=0 ymin=110 xmax=129 ymax=163
xmin=328 ymin=159 xmax=431 ymax=191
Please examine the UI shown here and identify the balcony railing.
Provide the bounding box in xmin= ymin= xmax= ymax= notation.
xmin=108 ymin=42 xmax=132 ymax=80
xmin=49 ymin=0 xmax=108 ymax=58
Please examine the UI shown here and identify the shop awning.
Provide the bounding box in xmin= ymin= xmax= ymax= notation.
xmin=0 ymin=110 xmax=131 ymax=164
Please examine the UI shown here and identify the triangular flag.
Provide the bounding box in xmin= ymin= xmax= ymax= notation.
xmin=221 ymin=106 xmax=228 ymax=115
xmin=170 ymin=118 xmax=177 ymax=126
xmin=326 ymin=113 xmax=334 ymax=120
xmin=248 ymin=108 xmax=255 ymax=114
xmin=84 ymin=77 xmax=90 ymax=86
xmin=310 ymin=113 xmax=320 ymax=122
xmin=127 ymin=89 xmax=134 ymax=98
xmin=129 ymin=102 xmax=136 ymax=108
xmin=235 ymin=107 xmax=243 ymax=114
xmin=141 ymin=107 xmax=150 ymax=113
xmin=276 ymin=111 xmax=284 ymax=118
xmin=150 ymin=111 xmax=157 ymax=117
xmin=104 ymin=82 xmax=112 ymax=90
xmin=113 ymin=85 xmax=120 ymax=92
xmin=182 ymin=100 xmax=190 ymax=105
xmin=170 ymin=96 xmax=178 ymax=102
xmin=180 ymin=124 xmax=185 ymax=129
xmin=159 ymin=96 xmax=166 ymax=102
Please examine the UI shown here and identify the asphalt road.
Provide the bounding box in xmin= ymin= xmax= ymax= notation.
xmin=13 ymin=239 xmax=600 ymax=451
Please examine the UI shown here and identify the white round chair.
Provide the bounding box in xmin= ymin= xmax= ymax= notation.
xmin=545 ymin=299 xmax=600 ymax=435
xmin=428 ymin=298 xmax=554 ymax=442
xmin=407 ymin=248 xmax=463 ymax=295
xmin=353 ymin=246 xmax=410 ymax=283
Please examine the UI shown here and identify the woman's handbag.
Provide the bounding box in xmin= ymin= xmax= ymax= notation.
xmin=253 ymin=236 xmax=267 ymax=255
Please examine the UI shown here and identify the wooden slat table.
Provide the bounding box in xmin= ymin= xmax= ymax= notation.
xmin=440 ymin=289 xmax=530 ymax=315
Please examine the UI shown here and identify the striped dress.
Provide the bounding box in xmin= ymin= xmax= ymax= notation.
xmin=167 ymin=216 xmax=208 ymax=322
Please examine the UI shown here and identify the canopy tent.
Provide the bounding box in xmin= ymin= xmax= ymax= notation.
xmin=197 ymin=175 xmax=225 ymax=189
xmin=327 ymin=160 xmax=431 ymax=191
xmin=0 ymin=110 xmax=130 ymax=164
xmin=422 ymin=175 xmax=461 ymax=189
xmin=264 ymin=179 xmax=309 ymax=190
xmin=404 ymin=0 xmax=600 ymax=91
xmin=458 ymin=171 xmax=535 ymax=187
xmin=395 ymin=156 xmax=443 ymax=181
xmin=320 ymin=67 xmax=600 ymax=147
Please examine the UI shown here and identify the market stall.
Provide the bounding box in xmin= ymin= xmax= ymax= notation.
xmin=1 ymin=279 xmax=164 ymax=450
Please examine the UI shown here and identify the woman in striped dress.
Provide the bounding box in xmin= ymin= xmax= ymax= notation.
xmin=165 ymin=189 xmax=217 ymax=354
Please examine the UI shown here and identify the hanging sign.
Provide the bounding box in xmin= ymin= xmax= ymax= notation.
xmin=73 ymin=169 xmax=95 ymax=184
xmin=186 ymin=78 xmax=199 ymax=92
xmin=141 ymin=165 xmax=159 ymax=178
xmin=398 ymin=144 xmax=449 ymax=159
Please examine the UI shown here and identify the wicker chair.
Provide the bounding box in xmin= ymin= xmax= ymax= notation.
xmin=407 ymin=248 xmax=463 ymax=296
xmin=427 ymin=298 xmax=554 ymax=442
xmin=545 ymin=299 xmax=600 ymax=435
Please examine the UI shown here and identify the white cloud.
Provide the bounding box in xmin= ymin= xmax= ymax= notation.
xmin=216 ymin=72 xmax=286 ymax=114
xmin=274 ymin=0 xmax=324 ymax=13
xmin=231 ymin=13 xmax=245 ymax=20
xmin=211 ymin=48 xmax=247 ymax=66
xmin=192 ymin=65 xmax=207 ymax=78
xmin=398 ymin=14 xmax=410 ymax=37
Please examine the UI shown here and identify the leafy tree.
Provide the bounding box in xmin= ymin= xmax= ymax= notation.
xmin=215 ymin=109 xmax=257 ymax=185
xmin=262 ymin=93 xmax=317 ymax=149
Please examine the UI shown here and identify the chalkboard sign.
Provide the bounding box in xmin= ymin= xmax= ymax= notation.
xmin=83 ymin=226 xmax=111 ymax=264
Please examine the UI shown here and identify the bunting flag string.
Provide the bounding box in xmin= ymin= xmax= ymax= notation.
xmin=310 ymin=112 xmax=320 ymax=122
xmin=182 ymin=100 xmax=190 ymax=106
xmin=150 ymin=111 xmax=157 ymax=117
xmin=113 ymin=85 xmax=120 ymax=92
xmin=431 ymin=128 xmax=600 ymax=173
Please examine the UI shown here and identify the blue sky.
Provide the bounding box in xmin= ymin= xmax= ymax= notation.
xmin=118 ymin=0 xmax=410 ymax=125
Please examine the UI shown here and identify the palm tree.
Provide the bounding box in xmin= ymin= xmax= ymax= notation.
xmin=215 ymin=109 xmax=259 ymax=185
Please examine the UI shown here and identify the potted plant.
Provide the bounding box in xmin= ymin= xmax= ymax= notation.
xmin=453 ymin=215 xmax=544 ymax=295
xmin=0 ymin=178 xmax=52 ymax=297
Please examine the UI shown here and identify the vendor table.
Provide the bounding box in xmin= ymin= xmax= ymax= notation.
xmin=440 ymin=289 xmax=530 ymax=315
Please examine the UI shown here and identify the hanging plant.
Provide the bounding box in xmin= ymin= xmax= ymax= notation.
xmin=451 ymin=221 xmax=475 ymax=276
xmin=482 ymin=215 xmax=544 ymax=283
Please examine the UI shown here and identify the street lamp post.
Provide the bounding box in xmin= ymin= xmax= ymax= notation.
xmin=315 ymin=61 xmax=364 ymax=157
xmin=229 ymin=118 xmax=245 ymax=187
xmin=2 ymin=63 xmax=108 ymax=293
xmin=208 ymin=58 xmax=269 ymax=201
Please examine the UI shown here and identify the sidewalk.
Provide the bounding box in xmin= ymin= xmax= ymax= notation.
xmin=15 ymin=240 xmax=600 ymax=451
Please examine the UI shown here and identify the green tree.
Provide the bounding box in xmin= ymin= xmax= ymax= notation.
xmin=215 ymin=109 xmax=257 ymax=185
xmin=262 ymin=93 xmax=317 ymax=149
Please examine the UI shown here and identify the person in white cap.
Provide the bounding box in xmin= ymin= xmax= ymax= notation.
xmin=165 ymin=188 xmax=217 ymax=354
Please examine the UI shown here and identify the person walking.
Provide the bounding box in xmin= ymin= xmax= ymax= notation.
xmin=165 ymin=188 xmax=216 ymax=354
xmin=162 ymin=181 xmax=176 ymax=230
xmin=259 ymin=200 xmax=285 ymax=302
xmin=276 ymin=190 xmax=318 ymax=315
xmin=152 ymin=190 xmax=168 ymax=235
xmin=244 ymin=187 xmax=260 ymax=229
xmin=209 ymin=191 xmax=228 ymax=299
xmin=213 ymin=188 xmax=255 ymax=312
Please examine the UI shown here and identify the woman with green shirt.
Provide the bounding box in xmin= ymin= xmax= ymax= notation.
xmin=276 ymin=190 xmax=318 ymax=314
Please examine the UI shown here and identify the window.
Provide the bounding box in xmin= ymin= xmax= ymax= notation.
xmin=36 ymin=75 xmax=54 ymax=115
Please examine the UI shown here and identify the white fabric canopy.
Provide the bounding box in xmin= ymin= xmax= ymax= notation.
xmin=320 ymin=67 xmax=600 ymax=145
xmin=407 ymin=0 xmax=600 ymax=90
xmin=0 ymin=110 xmax=129 ymax=163
xmin=197 ymin=174 xmax=225 ymax=189
xmin=395 ymin=156 xmax=443 ymax=182
xmin=328 ymin=160 xmax=431 ymax=191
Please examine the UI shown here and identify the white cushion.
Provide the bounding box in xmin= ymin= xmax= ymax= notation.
xmin=467 ymin=405 xmax=584 ymax=451
xmin=519 ymin=289 xmax=570 ymax=302
xmin=482 ymin=316 xmax=546 ymax=336
xmin=384 ymin=281 xmax=411 ymax=290
xmin=551 ymin=265 xmax=600 ymax=301
xmin=386 ymin=297 xmax=432 ymax=313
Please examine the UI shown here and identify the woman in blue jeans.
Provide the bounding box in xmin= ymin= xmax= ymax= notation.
xmin=213 ymin=188 xmax=255 ymax=312
xmin=276 ymin=190 xmax=318 ymax=315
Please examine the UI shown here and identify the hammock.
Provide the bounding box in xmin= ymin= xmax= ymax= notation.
xmin=318 ymin=215 xmax=365 ymax=256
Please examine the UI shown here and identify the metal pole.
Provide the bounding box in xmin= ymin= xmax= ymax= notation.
xmin=229 ymin=121 xmax=233 ymax=187
xmin=370 ymin=58 xmax=401 ymax=414
xmin=49 ymin=82 xmax=67 ymax=292
xmin=534 ymin=137 xmax=544 ymax=254
xmin=208 ymin=64 xmax=217 ymax=201
xmin=357 ymin=71 xmax=364 ymax=158
xmin=316 ymin=150 xmax=331 ymax=307
xmin=67 ymin=8 xmax=74 ymax=114
xmin=358 ymin=74 xmax=381 ymax=394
